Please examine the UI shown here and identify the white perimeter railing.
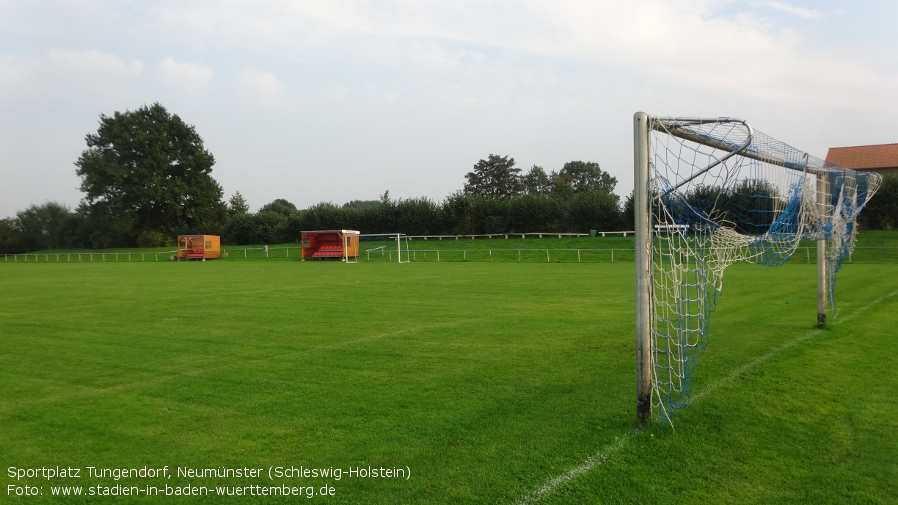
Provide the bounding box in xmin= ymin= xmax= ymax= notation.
xmin=0 ymin=247 xmax=632 ymax=264
xmin=2 ymin=251 xmax=179 ymax=263
xmin=407 ymin=231 xmax=633 ymax=240
xmin=3 ymin=246 xmax=887 ymax=264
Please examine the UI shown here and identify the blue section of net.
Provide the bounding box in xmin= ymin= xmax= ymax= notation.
xmin=647 ymin=117 xmax=882 ymax=423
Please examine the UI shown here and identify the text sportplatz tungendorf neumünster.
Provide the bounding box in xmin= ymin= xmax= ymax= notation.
xmin=6 ymin=465 xmax=411 ymax=498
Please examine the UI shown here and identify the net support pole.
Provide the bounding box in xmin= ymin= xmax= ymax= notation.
xmin=816 ymin=173 xmax=828 ymax=329
xmin=633 ymin=112 xmax=653 ymax=423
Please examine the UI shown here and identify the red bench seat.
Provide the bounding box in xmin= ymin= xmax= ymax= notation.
xmin=312 ymin=250 xmax=343 ymax=257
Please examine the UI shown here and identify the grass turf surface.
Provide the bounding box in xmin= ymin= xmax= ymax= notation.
xmin=1 ymin=257 xmax=896 ymax=503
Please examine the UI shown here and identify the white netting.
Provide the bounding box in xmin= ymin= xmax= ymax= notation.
xmin=646 ymin=116 xmax=881 ymax=421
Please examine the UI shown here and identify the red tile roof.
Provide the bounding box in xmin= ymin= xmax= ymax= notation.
xmin=825 ymin=143 xmax=898 ymax=170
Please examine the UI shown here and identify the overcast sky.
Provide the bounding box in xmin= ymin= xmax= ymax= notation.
xmin=2 ymin=0 xmax=897 ymax=218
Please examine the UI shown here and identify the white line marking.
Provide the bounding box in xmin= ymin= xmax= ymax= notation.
xmin=517 ymin=433 xmax=634 ymax=505
xmin=517 ymin=288 xmax=898 ymax=504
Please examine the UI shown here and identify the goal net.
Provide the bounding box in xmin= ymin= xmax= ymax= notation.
xmin=359 ymin=233 xmax=411 ymax=263
xmin=633 ymin=113 xmax=881 ymax=424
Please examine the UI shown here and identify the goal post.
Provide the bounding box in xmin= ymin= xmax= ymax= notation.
xmin=359 ymin=233 xmax=411 ymax=263
xmin=633 ymin=112 xmax=882 ymax=424
xmin=817 ymin=174 xmax=828 ymax=328
xmin=633 ymin=112 xmax=653 ymax=424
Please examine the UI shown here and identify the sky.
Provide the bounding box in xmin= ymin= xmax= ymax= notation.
xmin=2 ymin=0 xmax=897 ymax=218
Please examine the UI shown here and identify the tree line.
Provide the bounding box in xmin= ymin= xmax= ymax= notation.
xmin=1 ymin=103 xmax=896 ymax=253
xmin=0 ymin=103 xmax=632 ymax=253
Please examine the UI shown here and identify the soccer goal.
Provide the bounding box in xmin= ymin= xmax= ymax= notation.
xmin=633 ymin=112 xmax=882 ymax=424
xmin=359 ymin=233 xmax=411 ymax=263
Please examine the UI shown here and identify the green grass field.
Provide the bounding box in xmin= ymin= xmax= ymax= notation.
xmin=1 ymin=240 xmax=897 ymax=503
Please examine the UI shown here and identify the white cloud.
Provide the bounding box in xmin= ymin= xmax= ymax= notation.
xmin=0 ymin=54 xmax=42 ymax=88
xmin=157 ymin=56 xmax=214 ymax=90
xmin=47 ymin=49 xmax=143 ymax=76
xmin=0 ymin=50 xmax=143 ymax=104
xmin=324 ymin=84 xmax=350 ymax=101
xmin=767 ymin=1 xmax=825 ymax=20
xmin=1 ymin=0 xmax=897 ymax=217
xmin=237 ymin=67 xmax=284 ymax=106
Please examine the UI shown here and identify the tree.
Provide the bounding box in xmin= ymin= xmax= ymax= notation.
xmin=228 ymin=192 xmax=250 ymax=216
xmin=464 ymin=154 xmax=523 ymax=199
xmin=684 ymin=184 xmax=727 ymax=222
xmin=395 ymin=197 xmax=441 ymax=235
xmin=508 ymin=193 xmax=564 ymax=232
xmin=722 ymin=179 xmax=780 ymax=234
xmin=549 ymin=171 xmax=575 ymax=200
xmin=259 ymin=198 xmax=297 ymax=216
xmin=342 ymin=199 xmax=380 ymax=210
xmin=254 ymin=210 xmax=289 ymax=243
xmin=522 ymin=165 xmax=552 ymax=195
xmin=75 ymin=102 xmax=227 ymax=246
xmin=15 ymin=201 xmax=73 ymax=251
xmin=442 ymin=191 xmax=481 ymax=235
xmin=859 ymin=174 xmax=898 ymax=230
xmin=299 ymin=202 xmax=345 ymax=231
xmin=221 ymin=212 xmax=256 ymax=245
xmin=622 ymin=191 xmax=635 ymax=229
xmin=565 ymin=190 xmax=622 ymax=231
xmin=557 ymin=161 xmax=617 ymax=195
xmin=0 ymin=218 xmax=23 ymax=254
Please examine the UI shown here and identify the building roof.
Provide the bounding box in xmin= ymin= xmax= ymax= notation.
xmin=300 ymin=230 xmax=360 ymax=235
xmin=825 ymin=143 xmax=898 ymax=170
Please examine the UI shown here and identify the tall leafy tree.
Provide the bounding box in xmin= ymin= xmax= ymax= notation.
xmin=259 ymin=198 xmax=298 ymax=216
xmin=0 ymin=218 xmax=23 ymax=254
xmin=15 ymin=201 xmax=73 ymax=251
xmin=522 ymin=165 xmax=552 ymax=195
xmin=228 ymin=191 xmax=250 ymax=216
xmin=464 ymin=154 xmax=523 ymax=199
xmin=557 ymin=161 xmax=617 ymax=195
xmin=75 ymin=103 xmax=227 ymax=245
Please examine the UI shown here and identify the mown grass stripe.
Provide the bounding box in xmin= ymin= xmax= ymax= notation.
xmin=517 ymin=286 xmax=898 ymax=505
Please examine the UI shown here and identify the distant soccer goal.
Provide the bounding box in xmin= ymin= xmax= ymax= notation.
xmin=359 ymin=233 xmax=411 ymax=263
xmin=633 ymin=112 xmax=882 ymax=424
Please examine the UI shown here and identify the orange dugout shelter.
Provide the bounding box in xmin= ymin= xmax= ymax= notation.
xmin=177 ymin=235 xmax=221 ymax=260
xmin=301 ymin=230 xmax=360 ymax=261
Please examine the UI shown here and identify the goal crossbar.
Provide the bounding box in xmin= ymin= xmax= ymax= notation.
xmin=655 ymin=116 xmax=834 ymax=176
xmin=634 ymin=112 xmax=882 ymax=425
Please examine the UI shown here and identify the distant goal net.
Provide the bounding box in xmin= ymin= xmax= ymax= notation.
xmin=633 ymin=113 xmax=881 ymax=424
xmin=359 ymin=233 xmax=411 ymax=263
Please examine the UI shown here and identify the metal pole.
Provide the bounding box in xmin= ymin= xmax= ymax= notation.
xmin=634 ymin=112 xmax=653 ymax=424
xmin=817 ymin=173 xmax=828 ymax=329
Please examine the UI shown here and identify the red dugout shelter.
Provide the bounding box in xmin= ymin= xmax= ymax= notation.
xmin=300 ymin=230 xmax=360 ymax=261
